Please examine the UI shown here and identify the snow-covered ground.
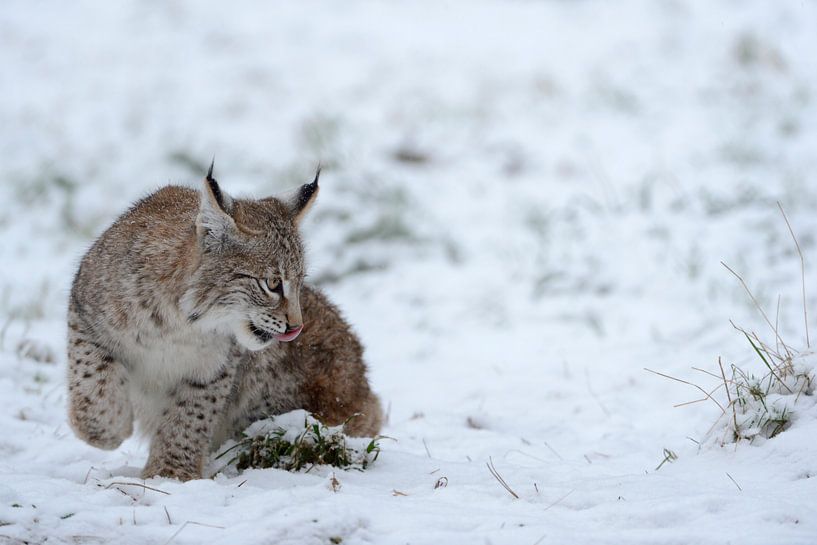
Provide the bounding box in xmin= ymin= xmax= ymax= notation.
xmin=1 ymin=1 xmax=817 ymax=543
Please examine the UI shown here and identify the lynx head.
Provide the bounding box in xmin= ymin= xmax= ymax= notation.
xmin=181 ymin=162 xmax=319 ymax=351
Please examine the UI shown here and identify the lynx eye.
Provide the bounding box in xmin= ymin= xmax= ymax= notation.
xmin=257 ymin=277 xmax=281 ymax=296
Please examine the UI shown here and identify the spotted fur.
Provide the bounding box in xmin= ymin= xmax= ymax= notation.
xmin=67 ymin=167 xmax=382 ymax=481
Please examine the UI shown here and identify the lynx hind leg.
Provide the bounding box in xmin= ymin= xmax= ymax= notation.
xmin=300 ymin=353 xmax=384 ymax=437
xmin=293 ymin=286 xmax=384 ymax=437
xmin=67 ymin=314 xmax=133 ymax=450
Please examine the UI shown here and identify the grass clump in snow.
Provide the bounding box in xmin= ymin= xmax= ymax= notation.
xmin=647 ymin=308 xmax=814 ymax=446
xmin=713 ymin=209 xmax=814 ymax=444
xmin=216 ymin=410 xmax=381 ymax=473
xmin=712 ymin=327 xmax=813 ymax=444
xmin=648 ymin=204 xmax=815 ymax=446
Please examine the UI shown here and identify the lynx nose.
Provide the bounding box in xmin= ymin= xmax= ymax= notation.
xmin=282 ymin=281 xmax=303 ymax=330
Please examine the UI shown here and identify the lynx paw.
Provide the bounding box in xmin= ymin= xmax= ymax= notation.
xmin=141 ymin=461 xmax=201 ymax=482
xmin=69 ymin=398 xmax=134 ymax=450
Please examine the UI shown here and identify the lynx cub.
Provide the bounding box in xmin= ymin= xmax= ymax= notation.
xmin=67 ymin=164 xmax=382 ymax=481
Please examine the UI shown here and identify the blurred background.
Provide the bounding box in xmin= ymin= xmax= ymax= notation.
xmin=1 ymin=1 xmax=816 ymax=541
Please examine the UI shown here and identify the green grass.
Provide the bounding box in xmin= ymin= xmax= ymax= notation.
xmin=720 ymin=328 xmax=812 ymax=443
xmin=216 ymin=414 xmax=381 ymax=473
xmin=648 ymin=328 xmax=813 ymax=447
xmin=648 ymin=242 xmax=815 ymax=446
xmin=707 ymin=218 xmax=814 ymax=444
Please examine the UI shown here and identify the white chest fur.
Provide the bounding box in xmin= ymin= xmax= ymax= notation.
xmin=116 ymin=318 xmax=234 ymax=436
xmin=122 ymin=327 xmax=231 ymax=387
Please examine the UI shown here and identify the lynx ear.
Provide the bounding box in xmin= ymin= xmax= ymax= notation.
xmin=287 ymin=167 xmax=320 ymax=225
xmin=196 ymin=160 xmax=236 ymax=244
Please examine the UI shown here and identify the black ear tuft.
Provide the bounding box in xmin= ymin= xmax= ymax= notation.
xmin=196 ymin=160 xmax=236 ymax=244
xmin=289 ymin=166 xmax=320 ymax=225
xmin=205 ymin=159 xmax=227 ymax=211
xmin=296 ymin=167 xmax=320 ymax=210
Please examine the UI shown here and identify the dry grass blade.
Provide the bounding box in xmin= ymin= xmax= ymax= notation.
xmin=776 ymin=294 xmax=782 ymax=354
xmin=674 ymin=379 xmax=727 ymax=408
xmin=730 ymin=322 xmax=794 ymax=394
xmin=778 ymin=202 xmax=810 ymax=348
xmin=644 ymin=368 xmax=725 ymax=414
xmin=725 ymin=472 xmax=742 ymax=491
xmin=751 ymin=331 xmax=795 ymax=394
xmin=673 ymin=397 xmax=709 ymax=408
xmin=750 ymin=330 xmax=783 ymax=367
xmin=422 ymin=438 xmax=432 ymax=458
xmin=795 ymin=373 xmax=813 ymax=402
xmin=81 ymin=465 xmax=97 ymax=485
xmin=486 ymin=457 xmax=519 ymax=499
xmin=585 ymin=367 xmax=611 ymax=417
xmin=692 ymin=366 xmax=726 ymax=381
xmin=104 ymin=481 xmax=170 ymax=495
xmin=163 ymin=521 xmax=225 ymax=545
xmin=543 ymin=441 xmax=563 ymax=461
xmin=655 ymin=448 xmax=678 ymax=470
xmin=721 ymin=261 xmax=791 ymax=358
xmin=718 ymin=357 xmax=740 ymax=439
xmin=543 ymin=489 xmax=575 ymax=512
xmin=745 ymin=331 xmax=787 ymax=386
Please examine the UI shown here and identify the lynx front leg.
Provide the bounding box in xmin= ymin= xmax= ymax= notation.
xmin=142 ymin=366 xmax=235 ymax=481
xmin=67 ymin=315 xmax=134 ymax=450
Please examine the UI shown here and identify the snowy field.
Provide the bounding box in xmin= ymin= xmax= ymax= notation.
xmin=1 ymin=1 xmax=817 ymax=543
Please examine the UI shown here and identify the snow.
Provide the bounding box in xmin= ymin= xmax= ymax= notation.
xmin=2 ymin=0 xmax=817 ymax=543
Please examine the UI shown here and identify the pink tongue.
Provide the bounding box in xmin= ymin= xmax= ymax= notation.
xmin=274 ymin=326 xmax=303 ymax=342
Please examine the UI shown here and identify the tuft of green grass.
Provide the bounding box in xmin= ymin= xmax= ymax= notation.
xmin=216 ymin=413 xmax=381 ymax=473
xmin=718 ymin=328 xmax=812 ymax=443
xmin=648 ymin=212 xmax=815 ymax=447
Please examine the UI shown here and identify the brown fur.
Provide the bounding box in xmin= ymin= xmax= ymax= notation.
xmin=67 ymin=169 xmax=382 ymax=481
